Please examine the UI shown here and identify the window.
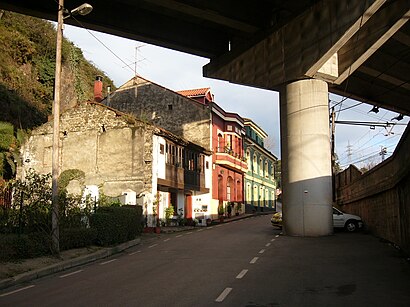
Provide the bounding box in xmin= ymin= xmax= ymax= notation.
xmin=265 ymin=189 xmax=269 ymax=207
xmin=227 ymin=177 xmax=233 ymax=201
xmin=253 ymin=154 xmax=257 ymax=173
xmin=271 ymin=191 xmax=275 ymax=207
xmin=259 ymin=157 xmax=263 ymax=175
xmin=160 ymin=144 xmax=164 ymax=155
xmin=217 ymin=133 xmax=223 ymax=152
xmin=168 ymin=104 xmax=173 ymax=110
xmin=236 ymin=180 xmax=241 ymax=201
xmin=166 ymin=144 xmax=170 ymax=164
xmin=226 ymin=134 xmax=233 ymax=150
xmin=265 ymin=161 xmax=269 ymax=178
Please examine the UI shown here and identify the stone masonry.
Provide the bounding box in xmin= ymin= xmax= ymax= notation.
xmin=19 ymin=102 xmax=156 ymax=197
xmin=105 ymin=77 xmax=211 ymax=151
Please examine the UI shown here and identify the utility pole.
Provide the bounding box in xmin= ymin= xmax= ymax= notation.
xmin=346 ymin=141 xmax=353 ymax=165
xmin=380 ymin=146 xmax=387 ymax=161
xmin=51 ymin=0 xmax=64 ymax=256
xmin=51 ymin=1 xmax=93 ymax=256
xmin=331 ymin=107 xmax=336 ymax=202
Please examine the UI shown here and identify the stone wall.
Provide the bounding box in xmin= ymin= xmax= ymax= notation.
xmin=336 ymin=125 xmax=410 ymax=254
xmin=106 ymin=77 xmax=211 ymax=151
xmin=19 ymin=103 xmax=155 ymax=197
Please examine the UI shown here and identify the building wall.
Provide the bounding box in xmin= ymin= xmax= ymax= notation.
xmin=19 ymin=103 xmax=154 ymax=198
xmin=243 ymin=151 xmax=277 ymax=210
xmin=106 ymin=78 xmax=211 ymax=151
xmin=210 ymin=109 xmax=245 ymax=217
xmin=336 ymin=125 xmax=410 ymax=255
xmin=243 ymin=125 xmax=277 ymax=211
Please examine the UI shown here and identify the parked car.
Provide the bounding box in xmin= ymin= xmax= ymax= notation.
xmin=270 ymin=211 xmax=282 ymax=228
xmin=271 ymin=207 xmax=363 ymax=232
xmin=332 ymin=207 xmax=363 ymax=232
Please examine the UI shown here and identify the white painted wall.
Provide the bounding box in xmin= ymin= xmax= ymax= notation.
xmin=192 ymin=193 xmax=211 ymax=226
xmin=154 ymin=135 xmax=166 ymax=179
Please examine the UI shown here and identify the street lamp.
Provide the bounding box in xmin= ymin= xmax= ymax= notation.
xmin=51 ymin=1 xmax=93 ymax=255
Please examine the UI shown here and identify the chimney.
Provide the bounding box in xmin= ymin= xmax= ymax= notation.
xmin=94 ymin=76 xmax=103 ymax=102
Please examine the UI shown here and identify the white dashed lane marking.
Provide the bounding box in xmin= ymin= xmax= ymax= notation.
xmin=0 ymin=285 xmax=35 ymax=297
xmin=259 ymin=249 xmax=265 ymax=254
xmin=148 ymin=244 xmax=158 ymax=248
xmin=271 ymin=238 xmax=276 ymax=242
xmin=163 ymin=238 xmax=170 ymax=242
xmin=265 ymin=243 xmax=271 ymax=247
xmin=59 ymin=270 xmax=83 ymax=278
xmin=275 ymin=235 xmax=280 ymax=238
xmin=176 ymin=234 xmax=183 ymax=238
xmin=250 ymin=257 xmax=259 ymax=264
xmin=236 ymin=269 xmax=248 ymax=279
xmin=215 ymin=287 xmax=233 ymax=302
xmin=100 ymin=259 xmax=117 ymax=265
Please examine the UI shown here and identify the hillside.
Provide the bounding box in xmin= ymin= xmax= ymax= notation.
xmin=0 ymin=10 xmax=115 ymax=128
xmin=0 ymin=10 xmax=116 ymax=179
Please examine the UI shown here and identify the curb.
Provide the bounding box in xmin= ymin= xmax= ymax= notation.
xmin=0 ymin=237 xmax=141 ymax=291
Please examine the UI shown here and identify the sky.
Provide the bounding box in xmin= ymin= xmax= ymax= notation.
xmin=63 ymin=25 xmax=408 ymax=169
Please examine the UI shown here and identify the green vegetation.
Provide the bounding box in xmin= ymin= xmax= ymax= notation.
xmin=0 ymin=11 xmax=116 ymax=178
xmin=0 ymin=170 xmax=142 ymax=261
xmin=90 ymin=206 xmax=142 ymax=246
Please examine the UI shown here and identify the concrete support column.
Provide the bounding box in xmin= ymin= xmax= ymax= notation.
xmin=280 ymin=79 xmax=332 ymax=236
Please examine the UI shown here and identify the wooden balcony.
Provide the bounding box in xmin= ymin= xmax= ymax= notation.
xmin=157 ymin=164 xmax=208 ymax=192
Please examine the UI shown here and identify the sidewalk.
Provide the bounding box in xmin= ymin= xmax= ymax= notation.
xmin=0 ymin=212 xmax=262 ymax=290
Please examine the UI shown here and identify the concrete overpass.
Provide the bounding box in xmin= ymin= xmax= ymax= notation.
xmin=2 ymin=0 xmax=409 ymax=236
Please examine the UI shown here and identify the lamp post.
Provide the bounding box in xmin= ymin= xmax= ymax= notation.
xmin=51 ymin=1 xmax=93 ymax=255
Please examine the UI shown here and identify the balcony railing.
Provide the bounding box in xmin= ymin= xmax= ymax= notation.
xmin=215 ymin=147 xmax=248 ymax=171
xmin=215 ymin=146 xmax=246 ymax=161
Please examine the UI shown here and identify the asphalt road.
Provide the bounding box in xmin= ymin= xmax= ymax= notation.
xmin=1 ymin=215 xmax=409 ymax=307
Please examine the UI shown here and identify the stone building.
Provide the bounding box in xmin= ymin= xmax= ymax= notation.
xmin=18 ymin=102 xmax=211 ymax=226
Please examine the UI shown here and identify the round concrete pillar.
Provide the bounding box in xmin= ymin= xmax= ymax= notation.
xmin=280 ymin=79 xmax=333 ymax=236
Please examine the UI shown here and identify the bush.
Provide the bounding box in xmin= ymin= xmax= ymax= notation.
xmin=0 ymin=232 xmax=50 ymax=261
xmin=90 ymin=206 xmax=142 ymax=246
xmin=60 ymin=227 xmax=98 ymax=251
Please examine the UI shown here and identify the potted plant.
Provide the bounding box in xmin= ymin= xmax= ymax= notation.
xmin=165 ymin=205 xmax=174 ymax=226
xmin=235 ymin=203 xmax=241 ymax=216
xmin=218 ymin=204 xmax=225 ymax=222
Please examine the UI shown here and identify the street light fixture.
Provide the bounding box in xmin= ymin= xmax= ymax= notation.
xmin=69 ymin=3 xmax=93 ymax=17
xmin=51 ymin=0 xmax=93 ymax=255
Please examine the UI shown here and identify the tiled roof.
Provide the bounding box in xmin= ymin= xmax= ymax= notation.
xmin=177 ymin=88 xmax=210 ymax=97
